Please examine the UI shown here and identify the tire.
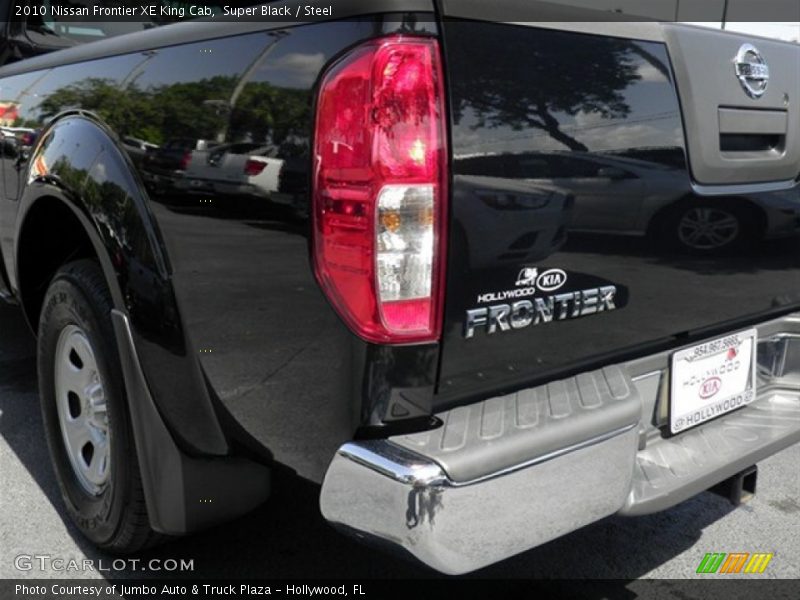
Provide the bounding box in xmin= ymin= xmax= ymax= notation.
xmin=37 ymin=259 xmax=162 ymax=553
xmin=654 ymin=201 xmax=757 ymax=254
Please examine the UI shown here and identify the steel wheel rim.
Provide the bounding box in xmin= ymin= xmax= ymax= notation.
xmin=54 ymin=325 xmax=110 ymax=496
xmin=677 ymin=207 xmax=740 ymax=250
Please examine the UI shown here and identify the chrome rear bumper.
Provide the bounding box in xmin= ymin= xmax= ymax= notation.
xmin=320 ymin=313 xmax=800 ymax=575
xmin=321 ymin=428 xmax=638 ymax=575
xmin=321 ymin=364 xmax=642 ymax=575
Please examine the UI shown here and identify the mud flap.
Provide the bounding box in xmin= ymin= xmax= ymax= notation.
xmin=111 ymin=309 xmax=270 ymax=534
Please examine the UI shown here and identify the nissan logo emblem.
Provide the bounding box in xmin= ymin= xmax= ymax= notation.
xmin=734 ymin=43 xmax=769 ymax=99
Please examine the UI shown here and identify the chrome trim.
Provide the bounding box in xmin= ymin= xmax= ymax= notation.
xmin=734 ymin=43 xmax=769 ymax=99
xmin=343 ymin=422 xmax=637 ymax=488
xmin=691 ymin=179 xmax=798 ymax=197
xmin=632 ymin=370 xmax=663 ymax=382
xmin=337 ymin=441 xmax=446 ymax=486
xmin=321 ymin=428 xmax=638 ymax=574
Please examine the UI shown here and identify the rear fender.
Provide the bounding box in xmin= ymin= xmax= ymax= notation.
xmin=18 ymin=111 xmax=229 ymax=456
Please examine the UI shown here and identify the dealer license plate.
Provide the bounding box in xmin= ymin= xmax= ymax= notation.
xmin=670 ymin=329 xmax=757 ymax=434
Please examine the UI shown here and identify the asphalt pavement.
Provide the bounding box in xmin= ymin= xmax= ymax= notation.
xmin=1 ymin=300 xmax=799 ymax=587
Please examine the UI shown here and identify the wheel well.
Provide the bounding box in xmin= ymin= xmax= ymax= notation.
xmin=647 ymin=195 xmax=768 ymax=238
xmin=17 ymin=197 xmax=98 ymax=331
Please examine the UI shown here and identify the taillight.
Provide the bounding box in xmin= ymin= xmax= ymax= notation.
xmin=313 ymin=36 xmax=447 ymax=344
xmin=179 ymin=151 xmax=192 ymax=170
xmin=244 ymin=158 xmax=267 ymax=176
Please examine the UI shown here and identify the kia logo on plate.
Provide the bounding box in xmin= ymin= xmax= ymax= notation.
xmin=699 ymin=376 xmax=722 ymax=399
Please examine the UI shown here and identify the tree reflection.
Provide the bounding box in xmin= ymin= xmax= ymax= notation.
xmin=36 ymin=76 xmax=310 ymax=148
xmin=447 ymin=23 xmax=643 ymax=152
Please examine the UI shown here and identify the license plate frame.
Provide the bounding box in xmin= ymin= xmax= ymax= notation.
xmin=669 ymin=329 xmax=758 ymax=434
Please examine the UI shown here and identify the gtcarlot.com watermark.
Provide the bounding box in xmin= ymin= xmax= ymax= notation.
xmin=14 ymin=554 xmax=194 ymax=573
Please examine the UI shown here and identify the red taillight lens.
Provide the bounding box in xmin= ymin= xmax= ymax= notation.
xmin=313 ymin=36 xmax=447 ymax=344
xmin=179 ymin=151 xmax=192 ymax=170
xmin=244 ymin=158 xmax=267 ymax=176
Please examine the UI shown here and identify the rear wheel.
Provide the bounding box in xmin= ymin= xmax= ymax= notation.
xmin=53 ymin=323 xmax=111 ymax=496
xmin=38 ymin=260 xmax=162 ymax=552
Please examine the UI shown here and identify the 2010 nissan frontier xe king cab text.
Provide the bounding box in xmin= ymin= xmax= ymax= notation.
xmin=0 ymin=0 xmax=798 ymax=575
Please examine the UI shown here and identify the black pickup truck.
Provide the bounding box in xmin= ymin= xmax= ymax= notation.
xmin=0 ymin=1 xmax=799 ymax=575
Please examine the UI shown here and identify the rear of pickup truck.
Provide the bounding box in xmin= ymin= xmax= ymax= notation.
xmin=3 ymin=0 xmax=798 ymax=577
xmin=319 ymin=16 xmax=800 ymax=574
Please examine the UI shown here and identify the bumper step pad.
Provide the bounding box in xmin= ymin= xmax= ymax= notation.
xmin=394 ymin=366 xmax=641 ymax=483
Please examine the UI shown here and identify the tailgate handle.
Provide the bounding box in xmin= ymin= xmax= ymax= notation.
xmin=718 ymin=108 xmax=787 ymax=155
xmin=719 ymin=108 xmax=787 ymax=135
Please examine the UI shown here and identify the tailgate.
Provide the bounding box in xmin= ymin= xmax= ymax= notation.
xmin=435 ymin=18 xmax=800 ymax=405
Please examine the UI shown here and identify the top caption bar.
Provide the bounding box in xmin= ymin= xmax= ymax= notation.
xmin=9 ymin=0 xmax=800 ymax=23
